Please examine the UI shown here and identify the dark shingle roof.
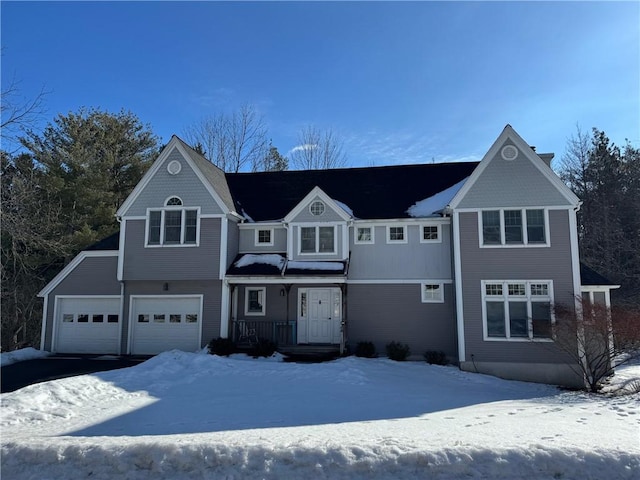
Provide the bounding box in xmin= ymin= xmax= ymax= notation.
xmin=85 ymin=232 xmax=119 ymax=251
xmin=580 ymin=263 xmax=617 ymax=286
xmin=225 ymin=162 xmax=478 ymax=221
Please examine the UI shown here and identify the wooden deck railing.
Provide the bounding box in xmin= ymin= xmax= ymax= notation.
xmin=232 ymin=319 xmax=297 ymax=346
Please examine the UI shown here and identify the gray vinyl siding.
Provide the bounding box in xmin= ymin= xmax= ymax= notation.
xmin=43 ymin=255 xmax=120 ymax=351
xmin=122 ymin=280 xmax=222 ymax=352
xmin=123 ymin=147 xmax=225 ymax=216
xmin=457 ymin=141 xmax=571 ymax=208
xmin=459 ymin=209 xmax=577 ymax=363
xmin=227 ymin=220 xmax=239 ymax=268
xmin=347 ymin=284 xmax=456 ymax=360
xmin=289 ymin=196 xmax=346 ymax=223
xmin=290 ymin=224 xmax=346 ymax=261
xmin=122 ymin=218 xmax=220 ymax=281
xmin=348 ymin=224 xmax=452 ymax=280
xmin=238 ymin=227 xmax=287 ymax=253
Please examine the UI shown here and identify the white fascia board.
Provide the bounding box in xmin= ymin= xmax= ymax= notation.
xmin=239 ymin=221 xmax=283 ymax=229
xmin=38 ymin=251 xmax=119 ymax=297
xmin=581 ymin=285 xmax=621 ymax=291
xmin=352 ymin=217 xmax=450 ymax=224
xmin=448 ymin=125 xmax=580 ymax=210
xmin=219 ymin=216 xmax=228 ymax=280
xmin=226 ymin=276 xmax=346 ymax=284
xmin=347 ymin=279 xmax=453 ymax=284
xmin=283 ymin=186 xmax=352 ymax=223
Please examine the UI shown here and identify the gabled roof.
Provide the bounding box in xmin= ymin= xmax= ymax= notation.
xmin=117 ymin=135 xmax=236 ymax=217
xmin=225 ymin=162 xmax=478 ymax=221
xmin=448 ymin=125 xmax=580 ymax=209
xmin=283 ymin=186 xmax=353 ymax=222
xmin=580 ymin=263 xmax=619 ymax=287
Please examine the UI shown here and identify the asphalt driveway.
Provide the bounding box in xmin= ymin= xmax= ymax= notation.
xmin=1 ymin=355 xmax=148 ymax=393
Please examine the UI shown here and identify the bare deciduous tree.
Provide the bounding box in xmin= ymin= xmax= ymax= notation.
xmin=1 ymin=77 xmax=49 ymax=151
xmin=552 ymin=298 xmax=640 ymax=392
xmin=183 ymin=104 xmax=269 ymax=172
xmin=290 ymin=125 xmax=347 ymax=170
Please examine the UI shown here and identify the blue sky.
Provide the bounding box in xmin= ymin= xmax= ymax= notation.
xmin=2 ymin=1 xmax=638 ymax=169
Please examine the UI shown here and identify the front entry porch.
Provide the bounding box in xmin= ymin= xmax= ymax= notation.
xmin=228 ymin=284 xmax=346 ymax=355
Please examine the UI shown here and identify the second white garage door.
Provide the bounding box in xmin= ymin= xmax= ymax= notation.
xmin=130 ymin=296 xmax=202 ymax=355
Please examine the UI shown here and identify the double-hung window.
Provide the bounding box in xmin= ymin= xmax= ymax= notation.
xmin=147 ymin=196 xmax=199 ymax=246
xmin=387 ymin=225 xmax=407 ymax=244
xmin=245 ymin=287 xmax=266 ymax=316
xmin=255 ymin=228 xmax=274 ymax=246
xmin=421 ymin=224 xmax=441 ymax=243
xmin=483 ymin=280 xmax=553 ymax=340
xmin=300 ymin=226 xmax=335 ymax=254
xmin=481 ymin=209 xmax=547 ymax=246
xmin=355 ymin=226 xmax=374 ymax=244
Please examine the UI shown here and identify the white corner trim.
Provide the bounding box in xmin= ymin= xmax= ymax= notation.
xmin=569 ymin=209 xmax=583 ymax=304
xmin=117 ymin=221 xmax=126 ymax=281
xmin=453 ymin=211 xmax=466 ymax=362
xmin=38 ymin=251 xmax=119 ymax=298
xmin=220 ymin=281 xmax=230 ymax=338
xmin=219 ymin=216 xmax=228 ymax=280
xmin=283 ymin=186 xmax=352 ymax=223
xmin=39 ymin=294 xmax=49 ymax=351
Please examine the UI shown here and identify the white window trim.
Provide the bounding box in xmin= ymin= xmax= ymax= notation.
xmin=164 ymin=195 xmax=184 ymax=206
xmin=478 ymin=208 xmax=550 ymax=248
xmin=481 ymin=280 xmax=555 ymax=342
xmin=145 ymin=206 xmax=201 ymax=247
xmin=244 ymin=287 xmax=266 ymax=316
xmin=354 ymin=225 xmax=375 ymax=245
xmin=421 ymin=282 xmax=444 ymax=303
xmin=297 ymin=224 xmax=338 ymax=255
xmin=255 ymin=228 xmax=274 ymax=247
xmin=386 ymin=225 xmax=408 ymax=244
xmin=420 ymin=224 xmax=442 ymax=244
xmin=309 ymin=200 xmax=326 ymax=217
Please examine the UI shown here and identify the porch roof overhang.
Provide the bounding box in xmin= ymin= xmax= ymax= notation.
xmin=226 ymin=253 xmax=348 ymax=283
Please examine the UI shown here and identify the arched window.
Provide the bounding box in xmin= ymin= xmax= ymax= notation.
xmin=165 ymin=196 xmax=183 ymax=206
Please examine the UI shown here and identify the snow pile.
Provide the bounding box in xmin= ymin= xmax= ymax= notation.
xmin=287 ymin=261 xmax=344 ymax=271
xmin=0 ymin=347 xmax=50 ymax=367
xmin=407 ymin=177 xmax=468 ymax=217
xmin=2 ymin=352 xmax=639 ymax=479
xmin=234 ymin=254 xmax=285 ymax=269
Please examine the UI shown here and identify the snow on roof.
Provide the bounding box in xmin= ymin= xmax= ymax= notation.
xmin=241 ymin=209 xmax=255 ymax=223
xmin=286 ymin=261 xmax=344 ymax=271
xmin=333 ymin=199 xmax=354 ymax=217
xmin=234 ymin=254 xmax=285 ymax=269
xmin=406 ymin=177 xmax=468 ymax=218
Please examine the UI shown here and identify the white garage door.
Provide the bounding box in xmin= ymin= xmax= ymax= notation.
xmin=130 ymin=296 xmax=202 ymax=355
xmin=55 ymin=297 xmax=121 ymax=354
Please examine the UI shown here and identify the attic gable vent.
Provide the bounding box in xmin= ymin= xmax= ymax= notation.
xmin=501 ymin=145 xmax=518 ymax=161
xmin=167 ymin=160 xmax=182 ymax=175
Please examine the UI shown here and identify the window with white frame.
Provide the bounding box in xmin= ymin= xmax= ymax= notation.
xmin=355 ymin=226 xmax=374 ymax=244
xmin=245 ymin=287 xmax=266 ymax=316
xmin=300 ymin=226 xmax=335 ymax=253
xmin=255 ymin=228 xmax=273 ymax=246
xmin=147 ymin=197 xmax=199 ymax=246
xmin=421 ymin=224 xmax=441 ymax=243
xmin=481 ymin=209 xmax=547 ymax=246
xmin=421 ymin=283 xmax=444 ymax=303
xmin=387 ymin=225 xmax=407 ymax=243
xmin=482 ymin=280 xmax=553 ymax=340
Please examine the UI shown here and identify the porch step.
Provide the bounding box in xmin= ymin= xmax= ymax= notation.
xmin=278 ymin=344 xmax=341 ymax=362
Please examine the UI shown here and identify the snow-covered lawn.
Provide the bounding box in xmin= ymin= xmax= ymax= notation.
xmin=0 ymin=347 xmax=50 ymax=367
xmin=1 ymin=351 xmax=638 ymax=479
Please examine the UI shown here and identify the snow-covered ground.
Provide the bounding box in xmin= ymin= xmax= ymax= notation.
xmin=0 ymin=347 xmax=50 ymax=367
xmin=1 ymin=351 xmax=638 ymax=479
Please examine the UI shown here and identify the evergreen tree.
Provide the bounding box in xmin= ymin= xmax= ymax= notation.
xmin=20 ymin=107 xmax=159 ymax=251
xmin=259 ymin=144 xmax=288 ymax=172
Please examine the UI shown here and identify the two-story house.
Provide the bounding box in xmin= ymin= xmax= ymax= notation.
xmin=38 ymin=125 xmax=618 ymax=387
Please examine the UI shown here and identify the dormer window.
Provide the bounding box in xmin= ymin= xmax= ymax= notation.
xmin=146 ymin=198 xmax=199 ymax=246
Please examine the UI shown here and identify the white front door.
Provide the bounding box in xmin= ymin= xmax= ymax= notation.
xmin=308 ymin=289 xmax=332 ymax=343
xmin=298 ymin=288 xmax=342 ymax=344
